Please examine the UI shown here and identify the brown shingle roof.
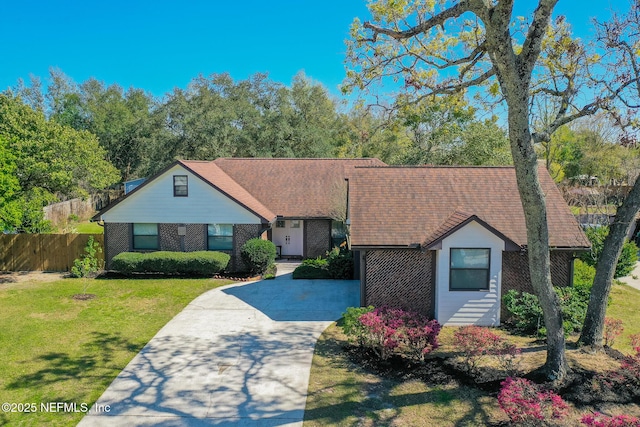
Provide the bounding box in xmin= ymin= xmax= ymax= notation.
xmin=179 ymin=160 xmax=276 ymax=222
xmin=214 ymin=158 xmax=387 ymax=218
xmin=349 ymin=165 xmax=590 ymax=249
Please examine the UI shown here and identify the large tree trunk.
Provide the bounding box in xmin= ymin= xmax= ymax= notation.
xmin=485 ymin=1 xmax=568 ymax=380
xmin=580 ymin=174 xmax=640 ymax=348
xmin=506 ymin=104 xmax=568 ymax=381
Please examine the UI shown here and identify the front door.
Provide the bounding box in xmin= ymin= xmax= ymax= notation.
xmin=272 ymin=220 xmax=304 ymax=257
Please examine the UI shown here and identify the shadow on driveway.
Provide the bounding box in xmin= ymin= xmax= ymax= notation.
xmin=79 ymin=276 xmax=360 ymax=426
xmin=221 ymin=276 xmax=359 ymax=322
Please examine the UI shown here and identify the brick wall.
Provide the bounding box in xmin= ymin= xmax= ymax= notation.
xmin=304 ymin=219 xmax=331 ymax=258
xmin=501 ymin=250 xmax=574 ymax=319
xmin=232 ymin=224 xmax=264 ymax=272
xmin=502 ymin=251 xmax=574 ymax=294
xmin=104 ymin=223 xmax=130 ymax=269
xmin=185 ymin=224 xmax=207 ymax=252
xmin=364 ymin=249 xmax=435 ymax=318
xmin=159 ymin=223 xmax=181 ymax=251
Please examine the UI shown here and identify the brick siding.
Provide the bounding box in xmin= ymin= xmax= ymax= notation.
xmin=502 ymin=251 xmax=574 ymax=320
xmin=185 ymin=224 xmax=207 ymax=252
xmin=364 ymin=249 xmax=435 ymax=318
xmin=159 ymin=223 xmax=181 ymax=251
xmin=232 ymin=224 xmax=264 ymax=272
xmin=104 ymin=223 xmax=130 ymax=269
xmin=304 ymin=219 xmax=331 ymax=258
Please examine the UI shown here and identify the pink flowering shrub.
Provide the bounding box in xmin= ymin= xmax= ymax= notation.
xmin=498 ymin=377 xmax=569 ymax=425
xmin=604 ymin=318 xmax=624 ymax=347
xmin=581 ymin=413 xmax=640 ymax=427
xmin=354 ymin=306 xmax=441 ymax=362
xmin=454 ymin=325 xmax=520 ymax=374
xmin=617 ymin=334 xmax=640 ymax=385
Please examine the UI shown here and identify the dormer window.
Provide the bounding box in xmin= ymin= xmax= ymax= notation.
xmin=173 ymin=175 xmax=188 ymax=197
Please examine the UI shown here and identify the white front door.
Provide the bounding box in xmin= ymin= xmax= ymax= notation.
xmin=272 ymin=220 xmax=304 ymax=257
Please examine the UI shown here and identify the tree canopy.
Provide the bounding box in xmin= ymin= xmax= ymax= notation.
xmin=343 ymin=0 xmax=640 ymax=380
xmin=0 ymin=94 xmax=120 ymax=231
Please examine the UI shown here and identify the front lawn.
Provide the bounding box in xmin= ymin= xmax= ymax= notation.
xmin=304 ymin=283 xmax=640 ymax=426
xmin=0 ymin=276 xmax=232 ymax=426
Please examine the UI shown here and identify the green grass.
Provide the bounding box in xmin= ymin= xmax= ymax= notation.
xmin=304 ymin=282 xmax=640 ymax=426
xmin=0 ymin=276 xmax=233 ymax=426
xmin=72 ymin=221 xmax=104 ymax=234
xmin=570 ymin=205 xmax=618 ymax=216
xmin=304 ymin=325 xmax=501 ymax=426
xmin=606 ymin=282 xmax=640 ymax=353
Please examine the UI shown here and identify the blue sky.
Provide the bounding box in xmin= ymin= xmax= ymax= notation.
xmin=0 ymin=1 xmax=632 ymax=99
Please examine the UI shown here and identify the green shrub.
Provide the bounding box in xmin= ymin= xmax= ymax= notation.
xmin=70 ymin=236 xmax=102 ymax=278
xmin=580 ymin=226 xmax=638 ymax=278
xmin=292 ymin=265 xmax=331 ymax=279
xmin=503 ymin=285 xmax=590 ymax=337
xmin=302 ymin=256 xmax=328 ymax=268
xmin=341 ymin=306 xmax=374 ymax=346
xmin=326 ymin=247 xmax=354 ymax=279
xmin=111 ymin=251 xmax=230 ymax=275
xmin=265 ymin=262 xmax=277 ymax=277
xmin=240 ymin=238 xmax=276 ymax=275
xmin=573 ymin=259 xmax=595 ymax=290
xmin=503 ymin=289 xmax=545 ymax=336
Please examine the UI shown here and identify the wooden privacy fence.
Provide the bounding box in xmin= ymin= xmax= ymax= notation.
xmin=0 ymin=234 xmax=105 ymax=272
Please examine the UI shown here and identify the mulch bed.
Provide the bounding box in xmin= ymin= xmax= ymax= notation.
xmin=343 ymin=343 xmax=639 ymax=405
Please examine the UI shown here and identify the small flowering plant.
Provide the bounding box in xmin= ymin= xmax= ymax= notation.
xmin=581 ymin=413 xmax=640 ymax=427
xmin=343 ymin=306 xmax=441 ymax=362
xmin=453 ymin=325 xmax=521 ymax=374
xmin=604 ymin=318 xmax=624 ymax=348
xmin=498 ymin=377 xmax=569 ymax=425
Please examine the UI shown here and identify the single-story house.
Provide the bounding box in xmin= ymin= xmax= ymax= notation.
xmin=93 ymin=159 xmax=589 ymax=326
xmin=93 ymin=158 xmax=385 ymax=271
xmin=348 ymin=165 xmax=590 ymax=326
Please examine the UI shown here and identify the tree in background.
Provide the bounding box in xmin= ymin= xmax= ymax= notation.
xmin=0 ymin=136 xmax=22 ymax=231
xmin=146 ymin=72 xmax=342 ymax=175
xmin=579 ymin=2 xmax=640 ymax=349
xmin=397 ymin=95 xmax=511 ymax=166
xmin=12 ymin=68 xmax=155 ymax=181
xmin=538 ymin=115 xmax=640 ymax=185
xmin=0 ymin=94 xmax=119 ymax=232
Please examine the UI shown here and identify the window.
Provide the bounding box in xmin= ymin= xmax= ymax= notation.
xmin=173 ymin=175 xmax=188 ymax=197
xmin=276 ymin=220 xmax=285 ymax=228
xmin=208 ymin=224 xmax=233 ymax=250
xmin=290 ymin=220 xmax=301 ymax=228
xmin=133 ymin=223 xmax=159 ymax=250
xmin=450 ymin=248 xmax=490 ymax=291
xmin=331 ymin=220 xmax=347 ymax=248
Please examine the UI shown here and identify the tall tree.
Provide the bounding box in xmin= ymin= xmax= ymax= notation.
xmin=0 ymin=94 xmax=120 ymax=231
xmin=397 ymin=95 xmax=511 ymax=165
xmin=344 ymin=1 xmax=613 ymax=380
xmin=0 ymin=136 xmax=22 ymax=231
xmin=579 ymin=2 xmax=640 ymax=349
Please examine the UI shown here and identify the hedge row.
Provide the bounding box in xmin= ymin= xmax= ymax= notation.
xmin=111 ymin=251 xmax=230 ymax=275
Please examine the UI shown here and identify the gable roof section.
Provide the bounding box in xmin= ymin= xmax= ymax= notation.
xmin=93 ymin=160 xmax=276 ymax=223
xmin=422 ymin=209 xmax=520 ymax=250
xmin=214 ymin=158 xmax=387 ymax=218
xmin=349 ymin=165 xmax=590 ymax=249
xmin=179 ymin=160 xmax=276 ymax=222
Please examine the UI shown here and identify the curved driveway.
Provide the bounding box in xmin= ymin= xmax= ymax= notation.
xmin=79 ymin=267 xmax=359 ymax=426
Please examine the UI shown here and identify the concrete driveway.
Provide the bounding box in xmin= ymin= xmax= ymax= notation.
xmin=78 ymin=266 xmax=359 ymax=426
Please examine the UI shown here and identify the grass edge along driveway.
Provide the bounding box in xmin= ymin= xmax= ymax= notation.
xmin=0 ymin=276 xmax=233 ymax=426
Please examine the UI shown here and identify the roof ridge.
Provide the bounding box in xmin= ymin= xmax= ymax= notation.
xmin=354 ymin=165 xmax=516 ymax=169
xmin=215 ymin=157 xmax=381 ymax=161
